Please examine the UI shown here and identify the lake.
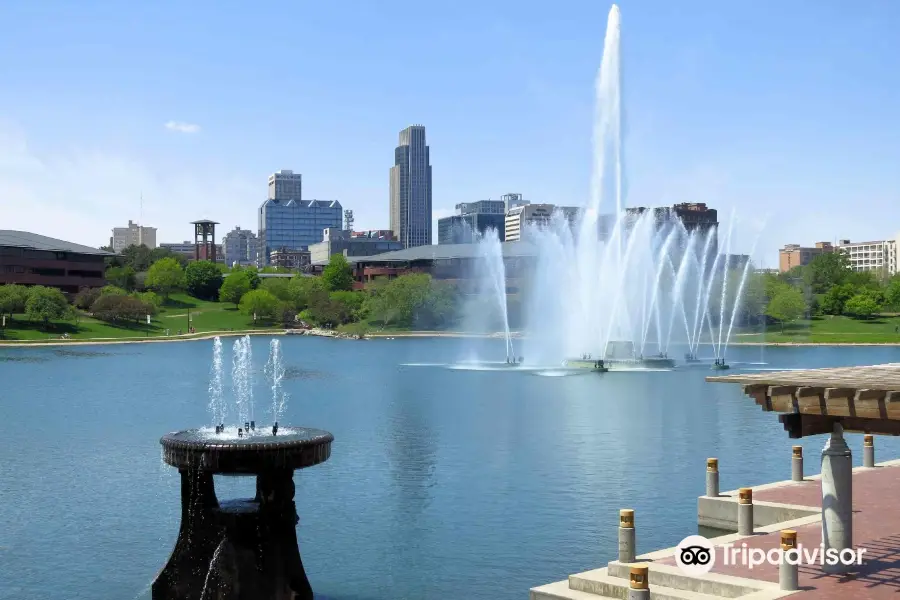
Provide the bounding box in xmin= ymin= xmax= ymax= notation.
xmin=1 ymin=337 xmax=898 ymax=600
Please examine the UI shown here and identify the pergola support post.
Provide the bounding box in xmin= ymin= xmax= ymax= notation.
xmin=821 ymin=422 xmax=853 ymax=574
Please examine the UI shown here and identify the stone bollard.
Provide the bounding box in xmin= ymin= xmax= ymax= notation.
xmin=628 ymin=564 xmax=650 ymax=600
xmin=821 ymin=422 xmax=853 ymax=574
xmin=779 ymin=530 xmax=799 ymax=591
xmin=706 ymin=458 xmax=719 ymax=497
xmin=792 ymin=446 xmax=804 ymax=482
xmin=738 ymin=488 xmax=754 ymax=536
xmin=618 ymin=509 xmax=636 ymax=563
xmin=863 ymin=434 xmax=875 ymax=468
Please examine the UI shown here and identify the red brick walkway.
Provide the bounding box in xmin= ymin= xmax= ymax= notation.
xmin=660 ymin=464 xmax=900 ymax=598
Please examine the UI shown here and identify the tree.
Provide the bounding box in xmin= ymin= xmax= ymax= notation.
xmin=232 ymin=265 xmax=261 ymax=290
xmin=185 ymin=260 xmax=224 ymax=301
xmin=844 ymin=270 xmax=880 ymax=290
xmin=219 ymin=271 xmax=252 ymax=307
xmin=820 ymin=283 xmax=856 ymax=316
xmin=91 ymin=295 xmax=155 ymax=324
xmin=765 ymin=286 xmax=807 ymax=333
xmin=239 ymin=289 xmax=279 ymax=321
xmin=735 ymin=271 xmax=768 ymax=325
xmin=24 ymin=286 xmax=70 ymax=329
xmin=887 ymin=276 xmax=900 ymax=310
xmin=145 ymin=257 xmax=185 ymax=300
xmin=803 ymin=252 xmax=851 ymax=294
xmin=120 ymin=244 xmax=154 ymax=272
xmin=844 ymin=290 xmax=882 ymax=319
xmin=276 ymin=303 xmax=297 ymax=327
xmin=100 ymin=285 xmax=128 ymax=296
xmin=137 ymin=291 xmax=162 ymax=313
xmin=363 ymin=273 xmax=457 ymax=329
xmin=149 ymin=247 xmax=188 ymax=268
xmin=286 ymin=276 xmax=326 ymax=311
xmin=305 ymin=290 xmax=363 ymax=327
xmin=321 ymin=254 xmax=354 ymax=291
xmin=0 ymin=284 xmax=29 ymax=319
xmin=73 ymin=287 xmax=102 ymax=311
xmin=260 ymin=277 xmax=291 ymax=301
xmin=106 ymin=265 xmax=137 ymax=291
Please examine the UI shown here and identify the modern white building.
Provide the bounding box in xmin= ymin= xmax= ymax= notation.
xmin=504 ymin=204 xmax=578 ymax=242
xmin=308 ymin=228 xmax=402 ymax=265
xmin=268 ymin=169 xmax=303 ymax=200
xmin=110 ymin=220 xmax=157 ymax=252
xmin=835 ymin=235 xmax=900 ymax=274
xmin=501 ymin=193 xmax=530 ymax=214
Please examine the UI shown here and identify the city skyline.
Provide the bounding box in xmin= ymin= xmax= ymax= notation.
xmin=2 ymin=1 xmax=900 ymax=266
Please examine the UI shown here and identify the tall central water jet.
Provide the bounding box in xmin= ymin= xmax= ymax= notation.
xmin=231 ymin=335 xmax=254 ymax=427
xmin=208 ymin=336 xmax=226 ymax=426
xmin=265 ymin=338 xmax=288 ymax=423
xmin=507 ymin=4 xmax=754 ymax=367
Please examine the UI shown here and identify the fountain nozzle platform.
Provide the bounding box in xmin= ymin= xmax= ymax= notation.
xmin=152 ymin=426 xmax=333 ymax=600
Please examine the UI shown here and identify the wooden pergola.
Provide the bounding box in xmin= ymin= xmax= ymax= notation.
xmin=707 ymin=363 xmax=900 ymax=438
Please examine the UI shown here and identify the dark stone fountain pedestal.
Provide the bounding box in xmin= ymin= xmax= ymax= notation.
xmin=152 ymin=427 xmax=333 ymax=600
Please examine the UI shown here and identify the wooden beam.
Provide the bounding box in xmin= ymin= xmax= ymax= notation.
xmin=778 ymin=414 xmax=900 ymax=438
xmin=795 ymin=387 xmax=825 ymax=416
xmin=743 ymin=384 xmax=771 ymax=411
xmin=768 ymin=385 xmax=796 ymax=412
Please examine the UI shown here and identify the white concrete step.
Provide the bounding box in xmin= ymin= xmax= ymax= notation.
xmin=567 ymin=568 xmax=728 ymax=600
xmin=605 ymin=561 xmax=776 ymax=598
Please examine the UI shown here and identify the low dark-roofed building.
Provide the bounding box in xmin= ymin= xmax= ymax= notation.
xmin=348 ymin=241 xmax=536 ymax=289
xmin=0 ymin=230 xmax=113 ymax=293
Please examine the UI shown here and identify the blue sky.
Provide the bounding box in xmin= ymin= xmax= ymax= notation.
xmin=1 ymin=0 xmax=899 ymax=264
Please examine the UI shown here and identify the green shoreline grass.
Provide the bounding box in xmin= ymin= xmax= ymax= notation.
xmin=3 ymin=297 xmax=900 ymax=346
xmin=0 ymin=292 xmax=281 ymax=343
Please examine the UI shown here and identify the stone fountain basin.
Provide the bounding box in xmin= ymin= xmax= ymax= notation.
xmin=160 ymin=427 xmax=333 ymax=474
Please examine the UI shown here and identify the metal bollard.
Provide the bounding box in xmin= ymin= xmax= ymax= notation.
xmin=706 ymin=458 xmax=720 ymax=497
xmin=792 ymin=446 xmax=804 ymax=482
xmin=618 ymin=509 xmax=636 ymax=563
xmin=738 ymin=488 xmax=754 ymax=536
xmin=628 ymin=564 xmax=650 ymax=600
xmin=779 ymin=530 xmax=799 ymax=591
xmin=864 ymin=435 xmax=875 ymax=468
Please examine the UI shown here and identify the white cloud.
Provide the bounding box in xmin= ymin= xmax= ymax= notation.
xmin=0 ymin=124 xmax=257 ymax=248
xmin=164 ymin=121 xmax=201 ymax=134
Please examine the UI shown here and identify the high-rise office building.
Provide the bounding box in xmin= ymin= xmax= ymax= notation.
xmin=268 ymin=170 xmax=302 ymax=200
xmin=437 ymin=200 xmax=507 ymax=244
xmin=222 ymin=226 xmax=259 ymax=267
xmin=258 ymin=198 xmax=342 ymax=262
xmin=110 ymin=220 xmax=157 ymax=252
xmin=390 ymin=125 xmax=432 ymax=248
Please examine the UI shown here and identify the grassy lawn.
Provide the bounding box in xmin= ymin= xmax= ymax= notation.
xmin=0 ymin=293 xmax=281 ymax=342
xmin=736 ymin=314 xmax=900 ymax=344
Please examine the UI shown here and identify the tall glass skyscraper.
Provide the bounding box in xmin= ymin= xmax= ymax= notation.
xmin=258 ymin=198 xmax=342 ymax=264
xmin=390 ymin=125 xmax=432 ymax=248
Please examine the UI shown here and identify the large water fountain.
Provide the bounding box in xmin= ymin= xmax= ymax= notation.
xmin=471 ymin=4 xmax=753 ymax=371
xmin=153 ymin=336 xmax=333 ymax=600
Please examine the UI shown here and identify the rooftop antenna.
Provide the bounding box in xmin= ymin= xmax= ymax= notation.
xmin=344 ymin=209 xmax=354 ymax=232
xmin=140 ymin=191 xmax=143 ymax=225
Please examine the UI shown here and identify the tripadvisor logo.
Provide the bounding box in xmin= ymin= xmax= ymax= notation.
xmin=676 ymin=536 xmax=716 ymax=576
xmin=675 ymin=535 xmax=866 ymax=576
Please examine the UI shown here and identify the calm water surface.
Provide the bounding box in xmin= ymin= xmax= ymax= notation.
xmin=1 ymin=338 xmax=899 ymax=600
